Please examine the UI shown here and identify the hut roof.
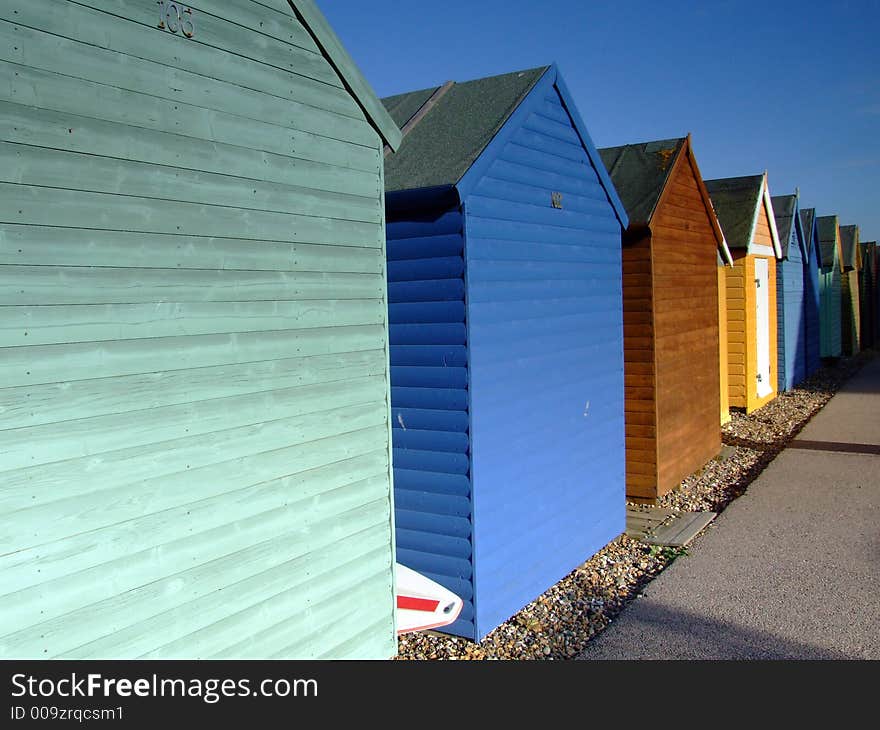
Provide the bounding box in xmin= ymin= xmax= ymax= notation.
xmin=800 ymin=207 xmax=820 ymax=266
xmin=382 ymin=67 xmax=548 ymax=192
xmin=816 ymin=215 xmax=841 ymax=269
xmin=839 ymin=225 xmax=861 ymax=270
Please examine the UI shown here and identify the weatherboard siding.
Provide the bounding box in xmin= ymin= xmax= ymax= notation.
xmin=718 ymin=265 xmax=731 ymax=424
xmin=622 ymin=234 xmax=656 ymax=499
xmin=776 ymin=227 xmax=806 ymax=392
xmin=650 ymin=154 xmax=721 ymax=496
xmin=464 ymin=85 xmax=625 ymax=637
xmin=841 ymin=270 xmax=861 ymax=356
xmin=385 ymin=206 xmax=475 ymax=639
xmin=0 ymin=1 xmax=396 ymax=659
xmin=820 ymin=246 xmax=843 ymax=358
xmin=804 ymin=234 xmax=822 ymax=377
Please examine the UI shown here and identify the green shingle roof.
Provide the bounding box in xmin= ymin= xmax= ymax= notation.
xmin=704 ymin=175 xmax=764 ymax=250
xmin=839 ymin=225 xmax=860 ymax=270
xmin=817 ymin=215 xmax=840 ymax=268
xmin=381 ymin=67 xmax=549 ymax=192
xmin=598 ymin=138 xmax=686 ymax=225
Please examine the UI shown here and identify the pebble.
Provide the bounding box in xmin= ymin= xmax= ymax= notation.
xmin=395 ymin=352 xmax=873 ymax=661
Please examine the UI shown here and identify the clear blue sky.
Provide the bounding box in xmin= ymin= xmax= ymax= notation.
xmin=323 ymin=0 xmax=880 ymax=243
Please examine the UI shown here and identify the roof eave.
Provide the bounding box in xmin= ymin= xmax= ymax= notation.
xmin=290 ymin=0 xmax=402 ymax=150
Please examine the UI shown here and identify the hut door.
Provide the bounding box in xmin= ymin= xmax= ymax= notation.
xmin=754 ymin=258 xmax=772 ymax=398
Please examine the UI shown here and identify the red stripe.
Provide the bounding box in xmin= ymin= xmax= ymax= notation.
xmin=397 ymin=596 xmax=440 ymax=612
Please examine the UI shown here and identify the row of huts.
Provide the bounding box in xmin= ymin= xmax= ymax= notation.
xmin=1 ymin=1 xmax=877 ymax=658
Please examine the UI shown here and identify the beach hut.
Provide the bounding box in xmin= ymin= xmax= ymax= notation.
xmin=598 ymin=137 xmax=732 ymax=501
xmin=382 ymin=65 xmax=628 ymax=639
xmin=705 ymin=175 xmax=782 ymax=414
xmin=799 ymin=207 xmax=823 ymax=377
xmin=839 ymin=225 xmax=862 ymax=355
xmin=772 ymin=194 xmax=809 ymax=391
xmin=0 ymin=0 xmax=403 ymax=659
xmin=816 ymin=216 xmax=844 ymax=359
xmin=860 ymin=241 xmax=876 ymax=349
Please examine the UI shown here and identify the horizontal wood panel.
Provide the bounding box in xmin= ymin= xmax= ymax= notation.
xmin=0 ymin=349 xmax=386 ymax=430
xmin=2 ymin=299 xmax=385 ymax=347
xmin=0 ymin=265 xmax=384 ymax=305
xmin=0 ymin=375 xmax=386 ymax=474
xmin=1 ymin=143 xmax=380 ymax=223
xmin=0 ymin=499 xmax=391 ymax=658
xmin=0 ymin=100 xmax=381 ymax=182
xmin=0 ymin=225 xmax=384 ymax=272
xmin=0 ymin=62 xmax=380 ymax=171
xmin=0 ymin=184 xmax=382 ymax=247
xmin=0 ymin=325 xmax=387 ymax=387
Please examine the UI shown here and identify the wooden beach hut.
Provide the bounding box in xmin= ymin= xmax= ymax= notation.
xmin=705 ymin=174 xmax=782 ymax=414
xmin=598 ymin=136 xmax=733 ymax=501
xmin=839 ymin=225 xmax=862 ymax=355
xmin=817 ymin=216 xmax=844 ymax=358
xmin=860 ymin=241 xmax=876 ymax=349
xmin=0 ymin=0 xmax=403 ymax=659
xmin=799 ymin=207 xmax=823 ymax=377
xmin=381 ymin=65 xmax=628 ymax=639
xmin=772 ymin=194 xmax=809 ymax=391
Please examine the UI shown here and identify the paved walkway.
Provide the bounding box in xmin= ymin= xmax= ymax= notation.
xmin=579 ymin=357 xmax=880 ymax=659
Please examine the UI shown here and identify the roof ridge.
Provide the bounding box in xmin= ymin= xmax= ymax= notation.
xmin=384 ymin=81 xmax=455 ymax=157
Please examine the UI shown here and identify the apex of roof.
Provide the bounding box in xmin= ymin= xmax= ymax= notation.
xmin=598 ymin=138 xmax=686 ymax=225
xmin=704 ymin=175 xmax=765 ymax=251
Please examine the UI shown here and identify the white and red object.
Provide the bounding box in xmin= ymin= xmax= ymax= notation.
xmin=394 ymin=563 xmax=463 ymax=635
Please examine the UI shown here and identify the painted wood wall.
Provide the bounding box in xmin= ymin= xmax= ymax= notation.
xmin=803 ymin=235 xmax=822 ymax=377
xmin=725 ymin=252 xmax=778 ymax=412
xmin=860 ymin=245 xmax=876 ymax=349
xmin=0 ymin=0 xmax=397 ymax=659
xmin=385 ymin=204 xmax=475 ymax=639
xmin=842 ymin=270 xmax=861 ymax=355
xmin=622 ymin=235 xmax=656 ymax=498
xmin=621 ymin=154 xmax=721 ymax=501
xmin=819 ymin=244 xmax=843 ymax=358
xmin=776 ymin=230 xmax=806 ymax=391
xmin=718 ymin=265 xmax=731 ymax=425
xmin=463 ymin=82 xmax=625 ymax=638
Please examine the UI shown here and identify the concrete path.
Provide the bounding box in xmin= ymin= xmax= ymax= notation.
xmin=579 ymin=357 xmax=880 ymax=659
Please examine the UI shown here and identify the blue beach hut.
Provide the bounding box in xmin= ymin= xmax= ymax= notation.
xmin=799 ymin=207 xmax=823 ymax=378
xmin=381 ymin=65 xmax=628 ymax=639
xmin=772 ymin=194 xmax=808 ymax=391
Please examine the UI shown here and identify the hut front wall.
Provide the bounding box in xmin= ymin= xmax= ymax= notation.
xmin=385 ymin=204 xmax=475 ymax=639
xmin=621 ymin=233 xmax=657 ymax=500
xmin=804 ymin=244 xmax=822 ymax=376
xmin=464 ymin=83 xmax=625 ymax=637
xmin=777 ymin=247 xmax=807 ymax=392
xmin=0 ymin=0 xmax=397 ymax=659
xmin=650 ymin=158 xmax=721 ymax=495
xmin=842 ymin=270 xmax=861 ymax=355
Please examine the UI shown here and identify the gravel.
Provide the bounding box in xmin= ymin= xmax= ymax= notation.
xmin=395 ymin=352 xmax=874 ymax=660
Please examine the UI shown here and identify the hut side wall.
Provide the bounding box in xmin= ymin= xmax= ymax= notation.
xmin=464 ymin=83 xmax=625 ymax=637
xmin=804 ymin=237 xmax=822 ymax=376
xmin=718 ymin=265 xmax=731 ymax=424
xmin=385 ymin=204 xmax=475 ymax=639
xmin=0 ymin=0 xmax=396 ymax=659
xmin=651 ymin=157 xmax=721 ymax=495
xmin=622 ymin=234 xmax=657 ymax=500
xmin=842 ymin=270 xmax=861 ymax=355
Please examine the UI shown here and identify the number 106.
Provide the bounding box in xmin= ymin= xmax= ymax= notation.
xmin=157 ymin=1 xmax=195 ymax=38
